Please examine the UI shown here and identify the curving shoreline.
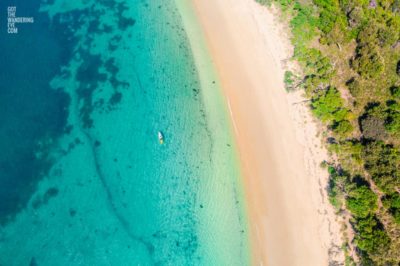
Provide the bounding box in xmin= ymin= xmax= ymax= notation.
xmin=184 ymin=0 xmax=345 ymax=264
xmin=0 ymin=0 xmax=251 ymax=264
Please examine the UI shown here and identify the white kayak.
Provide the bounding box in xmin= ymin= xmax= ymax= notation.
xmin=158 ymin=131 xmax=164 ymax=144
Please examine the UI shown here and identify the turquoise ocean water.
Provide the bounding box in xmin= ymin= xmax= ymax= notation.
xmin=0 ymin=0 xmax=250 ymax=265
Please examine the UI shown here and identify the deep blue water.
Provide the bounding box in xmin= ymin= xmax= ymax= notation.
xmin=0 ymin=0 xmax=70 ymax=225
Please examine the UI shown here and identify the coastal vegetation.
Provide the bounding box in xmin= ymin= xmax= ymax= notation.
xmin=257 ymin=0 xmax=400 ymax=264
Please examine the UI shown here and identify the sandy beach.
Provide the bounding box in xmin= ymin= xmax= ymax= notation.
xmin=188 ymin=0 xmax=345 ymax=265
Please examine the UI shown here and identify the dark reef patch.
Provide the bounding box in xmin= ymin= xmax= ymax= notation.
xmin=109 ymin=92 xmax=123 ymax=105
xmin=43 ymin=187 xmax=59 ymax=202
xmin=104 ymin=57 xmax=129 ymax=90
xmin=31 ymin=187 xmax=60 ymax=210
xmin=29 ymin=257 xmax=38 ymax=266
xmin=69 ymin=208 xmax=77 ymax=217
xmin=76 ymin=54 xmax=106 ymax=128
xmin=118 ymin=17 xmax=136 ymax=30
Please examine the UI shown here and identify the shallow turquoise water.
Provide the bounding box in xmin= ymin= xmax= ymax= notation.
xmin=0 ymin=0 xmax=250 ymax=265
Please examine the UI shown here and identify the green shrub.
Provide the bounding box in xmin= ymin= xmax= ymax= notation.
xmin=327 ymin=166 xmax=349 ymax=209
xmin=311 ymin=87 xmax=346 ymax=122
xmin=291 ymin=3 xmax=317 ymax=44
xmin=354 ymin=215 xmax=390 ymax=254
xmin=313 ymin=0 xmax=344 ymax=34
xmin=390 ymin=86 xmax=400 ymax=98
xmin=332 ymin=120 xmax=354 ymax=136
xmin=346 ymin=185 xmax=377 ymax=218
xmin=334 ymin=140 xmax=364 ymax=167
xmin=284 ymin=70 xmax=295 ymax=91
xmin=363 ymin=141 xmax=400 ymax=194
xmin=382 ymin=193 xmax=400 ymax=224
xmin=352 ymin=45 xmax=385 ymax=79
xmin=385 ymin=112 xmax=400 ymax=135
xmin=385 ymin=100 xmax=400 ymax=136
xmin=393 ymin=210 xmax=400 ymax=224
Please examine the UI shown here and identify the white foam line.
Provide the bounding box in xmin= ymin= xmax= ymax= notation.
xmin=228 ymin=99 xmax=239 ymax=136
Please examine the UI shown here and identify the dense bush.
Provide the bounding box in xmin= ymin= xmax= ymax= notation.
xmin=346 ymin=78 xmax=362 ymax=98
xmin=363 ymin=141 xmax=400 ymax=194
xmin=352 ymin=45 xmax=385 ymax=78
xmin=382 ymin=193 xmax=400 ymax=224
xmin=332 ymin=119 xmax=354 ymax=136
xmin=391 ymin=86 xmax=400 ymax=98
xmin=386 ymin=100 xmax=400 ymax=130
xmin=290 ymin=3 xmax=317 ymax=44
xmin=262 ymin=0 xmax=400 ymax=262
xmin=385 ymin=109 xmax=400 ymax=136
xmin=327 ymin=166 xmax=349 ymax=209
xmin=284 ymin=70 xmax=295 ymax=91
xmin=354 ymin=215 xmax=390 ymax=255
xmin=346 ymin=185 xmax=377 ymax=218
xmin=311 ymin=87 xmax=347 ymax=121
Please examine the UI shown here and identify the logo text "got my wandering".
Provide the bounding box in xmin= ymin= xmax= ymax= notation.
xmin=7 ymin=6 xmax=34 ymax=34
